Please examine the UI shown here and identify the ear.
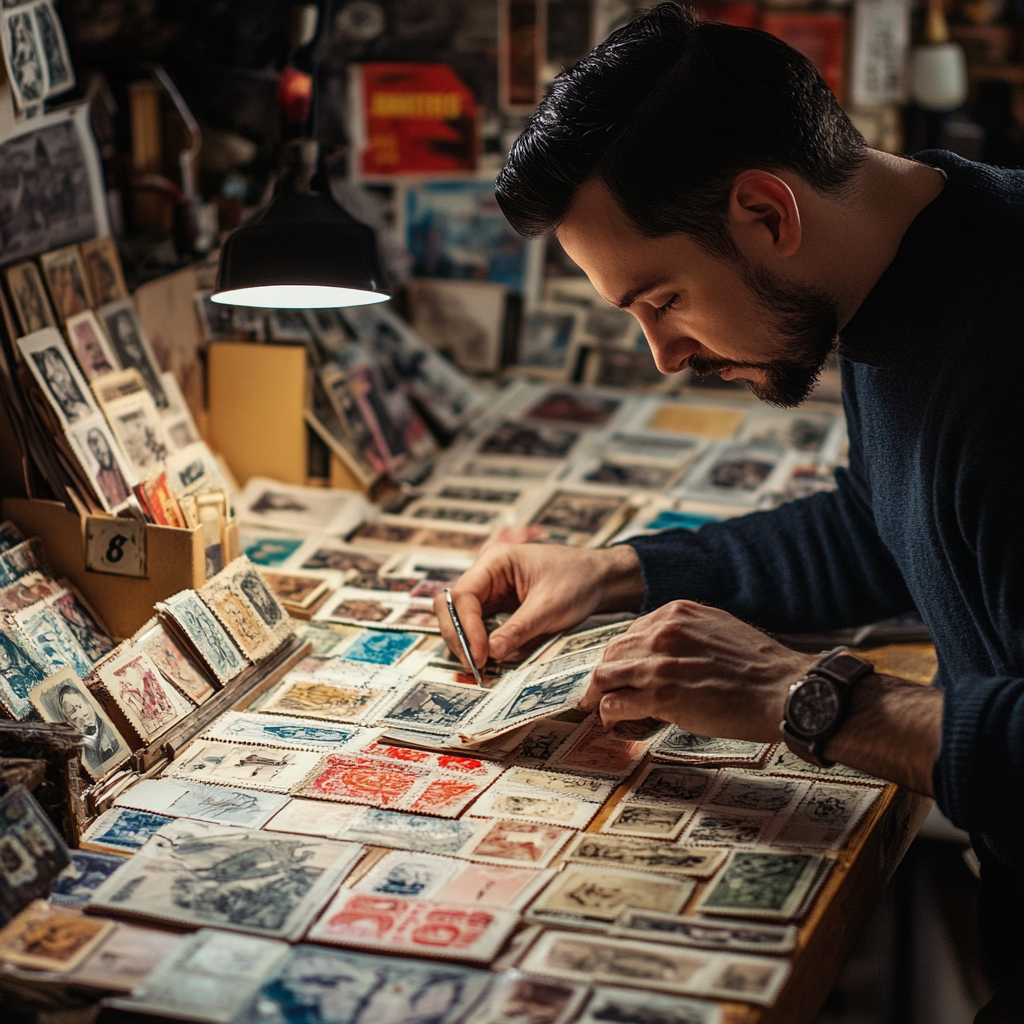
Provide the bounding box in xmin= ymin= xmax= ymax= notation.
xmin=727 ymin=171 xmax=802 ymax=259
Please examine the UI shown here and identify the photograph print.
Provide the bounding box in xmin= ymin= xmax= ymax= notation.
xmin=98 ymin=299 xmax=169 ymax=410
xmin=29 ymin=668 xmax=131 ymax=780
xmin=17 ymin=327 xmax=97 ymax=427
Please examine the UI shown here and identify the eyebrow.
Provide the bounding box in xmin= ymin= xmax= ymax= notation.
xmin=614 ymin=282 xmax=662 ymax=309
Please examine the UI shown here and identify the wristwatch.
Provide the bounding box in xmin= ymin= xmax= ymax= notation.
xmin=781 ymin=647 xmax=874 ymax=768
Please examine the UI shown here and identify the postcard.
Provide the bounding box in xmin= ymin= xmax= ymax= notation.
xmin=695 ymin=850 xmax=825 ymax=921
xmin=6 ymin=262 xmax=56 ymax=334
xmin=600 ymin=802 xmax=695 ymax=841
xmin=39 ymin=244 xmax=92 ymax=319
xmin=292 ymin=752 xmax=434 ymax=808
xmin=165 ymin=741 xmax=322 ymax=794
xmin=236 ymin=476 xmax=370 ymax=536
xmin=107 ymin=927 xmax=291 ymax=1023
xmin=113 ymin=777 xmax=289 ymax=829
xmin=264 ymin=798 xmax=365 ymax=840
xmin=65 ymin=415 xmax=136 ymax=512
xmin=296 ymin=543 xmax=387 ymax=575
xmin=517 ymin=931 xmax=716 ymax=995
xmin=0 ymin=625 xmax=48 ymax=720
xmin=468 ymin=787 xmax=599 ymax=831
xmin=18 ymin=326 xmax=99 ymax=428
xmin=97 ymin=298 xmax=169 ymax=410
xmin=0 ymin=899 xmax=114 ymax=972
xmin=65 ymin=922 xmax=182 ymax=993
xmin=652 ymin=728 xmax=772 ymax=766
xmin=577 ymin=986 xmax=721 ymax=1024
xmin=526 ymin=866 xmax=695 ymax=927
xmin=49 ymin=849 xmax=127 ymax=907
xmin=610 ymin=911 xmax=799 ymax=956
xmin=351 ymin=850 xmax=463 ymax=900
xmin=674 ymin=441 xmax=793 ymax=506
xmin=65 ymin=309 xmax=118 ymax=379
xmin=261 ymin=677 xmax=391 ymax=724
xmin=473 ymin=970 xmax=588 ymax=1024
xmin=29 ymin=667 xmax=131 ymax=780
xmin=79 ymin=807 xmax=173 ymax=855
xmin=563 ymin=834 xmax=726 ymax=879
xmin=201 ymin=711 xmax=368 ymax=753
xmin=462 ymin=819 xmax=573 ymax=868
xmin=342 ymin=807 xmax=486 ymax=856
xmin=96 ymin=647 xmax=195 ymax=744
xmin=87 ymin=818 xmax=365 ymax=940
xmin=237 ymin=943 xmax=490 ymax=1024
xmin=0 ymin=785 xmax=70 ymax=921
xmin=158 ymin=589 xmax=248 ymax=684
xmin=306 ymin=891 xmax=519 ymax=964
xmin=136 ymin=621 xmax=217 ymax=705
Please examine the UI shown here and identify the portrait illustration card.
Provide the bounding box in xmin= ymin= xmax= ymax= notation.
xmin=80 ymin=237 xmax=129 ymax=305
xmin=39 ymin=244 xmax=92 ymax=320
xmin=5 ymin=262 xmax=56 ymax=333
xmin=65 ymin=309 xmax=119 ymax=380
xmin=97 ymin=298 xmax=169 ymax=410
xmin=17 ymin=327 xmax=99 ymax=429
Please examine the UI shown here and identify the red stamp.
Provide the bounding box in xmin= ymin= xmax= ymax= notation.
xmin=409 ymin=778 xmax=485 ymax=816
xmin=297 ymin=754 xmax=427 ymax=806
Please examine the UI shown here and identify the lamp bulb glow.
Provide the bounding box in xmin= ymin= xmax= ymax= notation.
xmin=210 ymin=284 xmax=389 ymax=309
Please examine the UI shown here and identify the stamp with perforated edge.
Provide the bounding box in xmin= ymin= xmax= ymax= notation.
xmin=563 ymin=832 xmax=727 ymax=878
xmin=467 ymin=787 xmax=600 ymax=830
xmin=461 ymin=818 xmax=575 ymax=869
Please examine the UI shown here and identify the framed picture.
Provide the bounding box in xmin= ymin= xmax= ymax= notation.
xmin=38 ymin=247 xmax=92 ymax=324
xmin=79 ymin=237 xmax=129 ymax=305
xmin=0 ymin=103 xmax=109 ymax=265
xmin=65 ymin=309 xmax=119 ymax=380
xmin=5 ymin=261 xmax=57 ymax=335
xmin=97 ymin=299 xmax=169 ymax=411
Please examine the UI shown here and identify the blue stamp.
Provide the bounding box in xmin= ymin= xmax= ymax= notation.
xmin=243 ymin=537 xmax=304 ymax=567
xmin=344 ymin=630 xmax=418 ymax=666
xmin=83 ymin=808 xmax=173 ymax=853
xmin=50 ymin=850 xmax=127 ymax=906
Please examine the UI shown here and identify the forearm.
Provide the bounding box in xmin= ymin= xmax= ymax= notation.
xmin=824 ymin=674 xmax=943 ymax=795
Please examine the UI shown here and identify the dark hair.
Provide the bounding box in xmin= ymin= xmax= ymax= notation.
xmin=495 ymin=3 xmax=866 ymax=258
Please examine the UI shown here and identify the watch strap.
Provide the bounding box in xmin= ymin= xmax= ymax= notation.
xmin=781 ymin=649 xmax=874 ymax=768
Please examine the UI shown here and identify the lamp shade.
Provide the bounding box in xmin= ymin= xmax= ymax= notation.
xmin=211 ymin=190 xmax=390 ymax=308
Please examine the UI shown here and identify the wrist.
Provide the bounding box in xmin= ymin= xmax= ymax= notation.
xmin=595 ymin=545 xmax=645 ymax=613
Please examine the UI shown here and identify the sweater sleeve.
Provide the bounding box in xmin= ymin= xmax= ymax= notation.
xmin=624 ymin=398 xmax=916 ymax=632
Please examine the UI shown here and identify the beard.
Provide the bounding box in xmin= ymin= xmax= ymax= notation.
xmin=688 ymin=261 xmax=839 ymax=408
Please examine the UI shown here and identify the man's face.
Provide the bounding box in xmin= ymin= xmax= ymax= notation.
xmin=557 ymin=180 xmax=838 ymax=407
xmin=87 ymin=429 xmax=113 ymax=469
xmin=58 ymin=689 xmax=98 ymax=735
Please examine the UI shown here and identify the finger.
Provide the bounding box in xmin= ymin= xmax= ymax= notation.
xmin=487 ymin=595 xmax=558 ymax=663
xmin=599 ymin=688 xmax=663 ymax=732
xmin=435 ymin=589 xmax=488 ymax=669
xmin=578 ymin=677 xmax=602 ymax=712
xmin=590 ymin=659 xmax=646 ymax=695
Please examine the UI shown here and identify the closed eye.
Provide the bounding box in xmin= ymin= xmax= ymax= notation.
xmin=652 ymin=294 xmax=678 ymax=321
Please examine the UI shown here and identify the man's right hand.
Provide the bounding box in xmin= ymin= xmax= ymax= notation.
xmin=434 ymin=542 xmax=645 ymax=669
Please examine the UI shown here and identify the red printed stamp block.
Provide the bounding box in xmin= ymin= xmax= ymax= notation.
xmin=408 ymin=777 xmax=487 ymax=817
xmin=294 ymin=754 xmax=428 ymax=806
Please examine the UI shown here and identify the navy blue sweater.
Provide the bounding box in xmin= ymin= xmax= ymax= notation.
xmin=626 ymin=151 xmax=1024 ymax=983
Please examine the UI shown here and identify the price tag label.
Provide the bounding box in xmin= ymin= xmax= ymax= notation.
xmin=85 ymin=516 xmax=147 ymax=577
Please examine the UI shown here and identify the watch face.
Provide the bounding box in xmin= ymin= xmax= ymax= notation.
xmin=788 ymin=677 xmax=840 ymax=737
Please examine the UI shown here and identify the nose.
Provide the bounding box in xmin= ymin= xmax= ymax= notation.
xmin=643 ymin=328 xmax=700 ymax=375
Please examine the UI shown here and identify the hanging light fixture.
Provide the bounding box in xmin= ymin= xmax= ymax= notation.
xmin=211 ymin=5 xmax=389 ymax=309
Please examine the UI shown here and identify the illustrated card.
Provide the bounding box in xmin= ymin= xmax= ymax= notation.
xmin=526 ymin=865 xmax=695 ymax=927
xmin=599 ymin=801 xmax=695 ymax=841
xmin=97 ymin=298 xmax=169 ymax=410
xmin=696 ymin=850 xmax=825 ymax=921
xmin=112 ymin=777 xmax=289 ymax=829
xmin=17 ymin=327 xmax=98 ymax=428
xmin=95 ymin=646 xmax=194 ymax=744
xmin=65 ymin=415 xmax=136 ymax=512
xmin=306 ymin=892 xmax=519 ymax=964
xmin=770 ymin=781 xmax=882 ymax=851
xmin=79 ymin=807 xmax=173 ymax=855
xmin=379 ymin=680 xmax=491 ymax=734
xmin=136 ymin=620 xmax=217 ymax=705
xmin=478 ymin=421 xmax=580 ymax=460
xmin=262 ymin=572 xmax=331 ymax=610
xmin=164 ymin=741 xmax=322 ymax=793
xmin=264 ymin=799 xmax=365 ymax=840
xmin=106 ymin=927 xmax=290 ymax=1023
xmin=87 ymin=819 xmax=365 ymax=940
xmin=463 ymin=818 xmax=574 ymax=869
xmin=98 ymin=385 xmax=171 ymax=479
xmin=292 ymin=752 xmax=433 ymax=807
xmin=28 ymin=667 xmax=131 ymax=780
xmin=49 ymin=849 xmax=127 ymax=907
xmin=236 ymin=477 xmax=369 ymax=536
xmin=0 ymin=785 xmax=70 ymax=921
xmin=563 ymin=833 xmax=726 ymax=879
xmin=342 ymin=807 xmax=486 ymax=856
xmin=473 ymin=970 xmax=588 ymax=1024
xmin=260 ymin=677 xmax=391 ymax=724
xmin=65 ymin=309 xmax=119 ymax=380
xmin=201 ymin=710 xmax=368 ymax=753
xmin=610 ymin=910 xmax=799 ymax=956
xmin=201 ymin=556 xmax=292 ymax=661
xmin=467 ymin=787 xmax=600 ymax=830
xmin=577 ymin=986 xmax=721 ymax=1024
xmin=64 ymin=922 xmax=182 ymax=993
xmin=157 ymin=590 xmax=248 ymax=683
xmin=624 ymin=764 xmax=719 ymax=807
xmin=235 ymin=943 xmax=490 ymax=1024
xmin=0 ymin=900 xmax=114 ymax=972
xmin=652 ymin=727 xmax=772 ymax=766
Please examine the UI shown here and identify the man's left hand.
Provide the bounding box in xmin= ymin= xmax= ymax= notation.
xmin=582 ymin=600 xmax=816 ymax=739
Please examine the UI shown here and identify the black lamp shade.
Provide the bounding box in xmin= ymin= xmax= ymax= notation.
xmin=212 ymin=191 xmax=390 ymax=308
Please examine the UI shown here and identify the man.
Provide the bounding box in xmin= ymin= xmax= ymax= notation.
xmin=436 ymin=4 xmax=1022 ymax=1017
xmin=85 ymin=426 xmax=130 ymax=508
xmin=54 ymin=680 xmax=121 ymax=774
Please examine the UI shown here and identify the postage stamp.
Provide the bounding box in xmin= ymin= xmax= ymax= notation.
xmin=624 ymin=764 xmax=719 ymax=807
xmin=263 ymin=799 xmax=365 ymax=840
xmin=158 ymin=590 xmax=248 ymax=683
xmin=87 ymin=818 xmax=365 ymax=940
xmin=50 ymin=850 xmax=127 ymax=907
xmin=472 ymin=970 xmax=588 ymax=1024
xmin=610 ymin=910 xmax=799 ymax=956
xmin=341 ymin=807 xmax=486 ymax=856
xmin=468 ymin=788 xmax=600 ymax=830
xmin=700 ymin=953 xmax=792 ymax=1006
xmin=0 ymin=784 xmax=70 ymax=913
xmin=292 ymin=752 xmax=434 ymax=807
xmin=200 ymin=711 xmax=369 ymax=753
xmin=164 ymin=741 xmax=322 ymax=793
xmin=462 ymin=819 xmax=574 ymax=868
xmin=599 ymin=801 xmax=695 ymax=840
xmin=64 ymin=922 xmax=183 ymax=994
xmin=260 ymin=678 xmax=391 ymax=724
xmin=652 ymin=728 xmax=772 ymax=767
xmin=770 ymin=782 xmax=882 ymax=851
xmin=576 ymin=986 xmax=722 ymax=1024
xmin=351 ymin=850 xmax=463 ymax=900
xmin=762 ymin=746 xmax=887 ymax=786
xmin=306 ymin=893 xmax=519 ymax=963
xmin=406 ymin=776 xmax=495 ymax=818
xmin=525 ymin=865 xmax=695 ymax=926
xmin=379 ymin=681 xmax=491 ymax=733
xmin=356 ymin=741 xmax=504 ymax=781
xmin=436 ymin=862 xmax=555 ymax=911
xmin=563 ymin=833 xmax=727 ymax=878
xmin=703 ymin=772 xmax=808 ymax=816
xmin=512 ymin=719 xmax=584 ymax=766
xmin=78 ymin=807 xmax=173 ymax=855
xmin=136 ymin=622 xmax=216 ymax=705
xmin=201 ymin=557 xmax=292 ymax=661
xmin=695 ymin=850 xmax=824 ymax=921
xmin=678 ymin=808 xmax=779 ymax=848
xmin=0 ymin=900 xmax=114 ymax=972
xmin=113 ymin=777 xmax=290 ymax=829
xmin=344 ymin=630 xmax=421 ymax=666
xmin=500 ymin=766 xmax=616 ymax=802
